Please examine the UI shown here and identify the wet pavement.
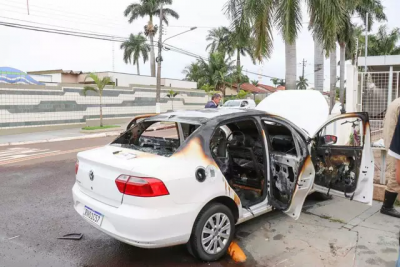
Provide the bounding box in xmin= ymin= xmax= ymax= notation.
xmin=0 ymin=138 xmax=399 ymax=267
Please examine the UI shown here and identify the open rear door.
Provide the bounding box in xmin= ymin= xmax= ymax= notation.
xmin=310 ymin=112 xmax=374 ymax=204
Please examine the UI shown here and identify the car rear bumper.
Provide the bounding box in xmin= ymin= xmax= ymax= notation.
xmin=72 ymin=183 xmax=197 ymax=248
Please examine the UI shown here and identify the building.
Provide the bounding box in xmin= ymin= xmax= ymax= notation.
xmin=26 ymin=69 xmax=197 ymax=89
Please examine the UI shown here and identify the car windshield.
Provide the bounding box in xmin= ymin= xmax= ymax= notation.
xmin=223 ymin=101 xmax=241 ymax=107
xmin=111 ymin=120 xmax=199 ymax=157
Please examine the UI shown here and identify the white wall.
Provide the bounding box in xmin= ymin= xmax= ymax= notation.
xmin=162 ymin=78 xmax=197 ymax=89
xmin=30 ymin=74 xmax=53 ymax=83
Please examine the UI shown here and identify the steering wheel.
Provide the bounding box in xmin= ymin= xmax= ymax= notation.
xmin=227 ymin=131 xmax=246 ymax=146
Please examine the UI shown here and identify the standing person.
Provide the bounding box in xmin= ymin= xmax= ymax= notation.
xmin=381 ymin=98 xmax=400 ymax=218
xmin=205 ymin=94 xmax=221 ymax=108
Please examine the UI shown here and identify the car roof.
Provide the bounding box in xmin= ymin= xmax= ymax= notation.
xmin=145 ymin=109 xmax=266 ymax=124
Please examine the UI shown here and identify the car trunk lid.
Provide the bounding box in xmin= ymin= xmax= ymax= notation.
xmin=76 ymin=146 xmax=157 ymax=208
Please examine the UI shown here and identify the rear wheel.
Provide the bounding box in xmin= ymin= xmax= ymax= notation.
xmin=188 ymin=203 xmax=235 ymax=261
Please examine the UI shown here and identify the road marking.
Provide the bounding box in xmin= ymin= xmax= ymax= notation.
xmin=0 ymin=146 xmax=99 ymax=166
xmin=0 ymin=148 xmax=60 ymax=161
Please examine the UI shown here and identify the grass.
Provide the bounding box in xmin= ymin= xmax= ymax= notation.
xmin=82 ymin=125 xmax=119 ymax=131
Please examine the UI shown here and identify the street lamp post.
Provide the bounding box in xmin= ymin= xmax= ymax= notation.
xmin=155 ymin=8 xmax=197 ymax=114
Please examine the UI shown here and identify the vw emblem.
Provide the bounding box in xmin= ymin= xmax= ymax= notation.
xmin=89 ymin=170 xmax=94 ymax=181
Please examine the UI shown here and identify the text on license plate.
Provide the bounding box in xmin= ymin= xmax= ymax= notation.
xmin=83 ymin=206 xmax=104 ymax=226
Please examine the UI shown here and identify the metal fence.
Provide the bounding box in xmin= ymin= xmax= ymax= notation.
xmin=359 ymin=71 xmax=400 ymax=142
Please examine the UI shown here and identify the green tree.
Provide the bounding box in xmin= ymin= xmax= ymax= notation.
xmin=166 ymin=89 xmax=178 ymax=110
xmin=82 ymin=73 xmax=112 ymax=127
xmin=206 ymin=27 xmax=231 ymax=55
xmin=278 ymin=79 xmax=286 ymax=86
xmin=368 ymin=25 xmax=400 ymax=56
xmin=124 ymin=0 xmax=179 ymax=77
xmin=197 ymin=52 xmax=234 ymax=97
xmin=251 ymin=80 xmax=259 ymax=86
xmin=237 ymin=89 xmax=250 ymax=99
xmin=336 ymin=0 xmax=386 ymax=110
xmin=226 ymin=0 xmax=347 ymax=90
xmin=270 ymin=78 xmax=280 ymax=87
xmin=120 ymin=33 xmax=150 ymax=75
xmin=296 ymin=76 xmax=308 ymax=89
xmin=182 ymin=62 xmax=205 ymax=88
xmin=206 ymin=27 xmax=255 ymax=82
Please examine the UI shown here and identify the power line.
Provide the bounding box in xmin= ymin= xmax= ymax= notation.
xmin=0 ymin=15 xmax=121 ymax=36
xmin=0 ymin=19 xmax=283 ymax=80
xmin=0 ymin=6 xmax=128 ymax=30
xmin=0 ymin=1 xmax=128 ymax=27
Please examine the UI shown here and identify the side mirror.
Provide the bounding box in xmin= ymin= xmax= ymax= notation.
xmin=323 ymin=135 xmax=338 ymax=145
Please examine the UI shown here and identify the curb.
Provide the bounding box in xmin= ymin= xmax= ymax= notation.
xmin=0 ymin=131 xmax=121 ymax=147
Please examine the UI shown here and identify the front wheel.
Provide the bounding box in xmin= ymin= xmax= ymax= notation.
xmin=188 ymin=203 xmax=235 ymax=261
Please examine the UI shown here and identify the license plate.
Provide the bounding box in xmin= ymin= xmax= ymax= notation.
xmin=83 ymin=206 xmax=104 ymax=226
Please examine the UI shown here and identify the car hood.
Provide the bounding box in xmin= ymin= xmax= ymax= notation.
xmin=256 ymin=90 xmax=329 ymax=136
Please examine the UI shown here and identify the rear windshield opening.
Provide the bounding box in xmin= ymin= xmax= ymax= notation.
xmin=111 ymin=121 xmax=199 ymax=157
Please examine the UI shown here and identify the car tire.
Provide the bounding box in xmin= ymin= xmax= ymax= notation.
xmin=188 ymin=203 xmax=235 ymax=262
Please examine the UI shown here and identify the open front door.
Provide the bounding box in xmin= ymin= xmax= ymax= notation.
xmin=311 ymin=112 xmax=374 ymax=204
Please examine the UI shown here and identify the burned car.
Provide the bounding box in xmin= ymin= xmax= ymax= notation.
xmin=72 ymin=91 xmax=374 ymax=261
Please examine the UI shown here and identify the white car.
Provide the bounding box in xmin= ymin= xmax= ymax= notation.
xmin=221 ymin=99 xmax=256 ymax=109
xmin=72 ymin=91 xmax=374 ymax=261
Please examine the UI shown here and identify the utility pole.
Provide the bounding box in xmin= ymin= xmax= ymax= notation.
xmin=26 ymin=0 xmax=30 ymax=15
xmin=365 ymin=12 xmax=369 ymax=72
xmin=301 ymin=58 xmax=307 ymax=78
xmin=155 ymin=5 xmax=163 ymax=114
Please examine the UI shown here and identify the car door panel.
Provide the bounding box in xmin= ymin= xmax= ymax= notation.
xmin=311 ymin=113 xmax=374 ymax=204
xmin=262 ymin=118 xmax=315 ymax=220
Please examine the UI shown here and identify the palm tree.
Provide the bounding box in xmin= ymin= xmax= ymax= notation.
xmin=198 ymin=52 xmax=234 ymax=97
xmin=368 ymin=25 xmax=400 ymax=56
xmin=182 ymin=62 xmax=204 ymax=87
xmin=226 ymin=0 xmax=347 ymax=91
xmin=251 ymin=80 xmax=259 ymax=86
xmin=278 ymin=79 xmax=286 ymax=86
xmin=336 ymin=0 xmax=386 ymax=109
xmin=124 ymin=0 xmax=179 ymax=77
xmin=82 ymin=73 xmax=112 ymax=127
xmin=120 ymin=33 xmax=150 ymax=75
xmin=329 ymin=48 xmax=337 ymax=113
xmin=206 ymin=27 xmax=231 ymax=55
xmin=296 ymin=76 xmax=308 ymax=90
xmin=270 ymin=78 xmax=280 ymax=87
xmin=166 ymin=89 xmax=178 ymax=110
xmin=314 ymin=40 xmax=324 ymax=92
xmin=207 ymin=27 xmax=255 ymax=82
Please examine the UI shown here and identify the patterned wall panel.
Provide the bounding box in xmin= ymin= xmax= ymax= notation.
xmin=0 ymin=86 xmax=207 ymax=128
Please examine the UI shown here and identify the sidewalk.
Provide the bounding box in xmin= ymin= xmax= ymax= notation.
xmin=0 ymin=124 xmax=127 ymax=146
xmin=236 ymin=194 xmax=399 ymax=267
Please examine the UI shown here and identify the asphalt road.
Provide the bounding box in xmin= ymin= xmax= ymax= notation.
xmin=0 ymin=137 xmax=246 ymax=267
xmin=3 ymin=136 xmax=391 ymax=267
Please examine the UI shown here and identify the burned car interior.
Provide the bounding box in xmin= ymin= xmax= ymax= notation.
xmin=210 ymin=119 xmax=267 ymax=208
xmin=112 ymin=121 xmax=199 ymax=157
xmin=311 ymin=118 xmax=364 ymax=196
xmin=263 ymin=121 xmax=302 ymax=210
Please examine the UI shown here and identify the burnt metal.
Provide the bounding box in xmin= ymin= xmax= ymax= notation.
xmin=57 ymin=233 xmax=83 ymax=240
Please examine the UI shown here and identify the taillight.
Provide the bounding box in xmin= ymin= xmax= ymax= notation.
xmin=115 ymin=175 xmax=169 ymax=197
xmin=75 ymin=160 xmax=79 ymax=175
